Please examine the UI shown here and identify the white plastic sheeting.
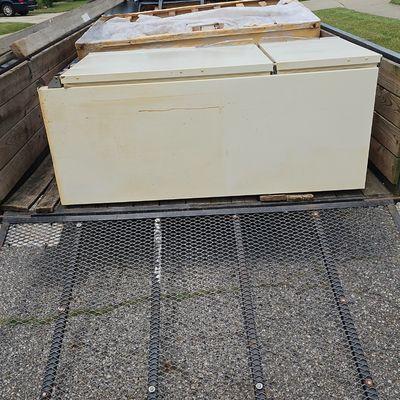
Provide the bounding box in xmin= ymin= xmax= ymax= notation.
xmin=78 ymin=0 xmax=319 ymax=44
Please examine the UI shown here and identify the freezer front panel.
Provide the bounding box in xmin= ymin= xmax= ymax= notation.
xmin=39 ymin=67 xmax=378 ymax=205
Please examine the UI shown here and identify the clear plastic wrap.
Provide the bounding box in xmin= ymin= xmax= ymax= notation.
xmin=78 ymin=0 xmax=319 ymax=44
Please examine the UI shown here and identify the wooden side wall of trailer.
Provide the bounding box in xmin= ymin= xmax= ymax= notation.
xmin=0 ymin=28 xmax=86 ymax=203
xmin=369 ymin=59 xmax=400 ymax=187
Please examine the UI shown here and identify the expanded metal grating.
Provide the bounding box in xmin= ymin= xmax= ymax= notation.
xmin=0 ymin=205 xmax=399 ymax=399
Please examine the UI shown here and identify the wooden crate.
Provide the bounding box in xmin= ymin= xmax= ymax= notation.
xmin=369 ymin=58 xmax=400 ymax=188
xmin=76 ymin=0 xmax=320 ymax=59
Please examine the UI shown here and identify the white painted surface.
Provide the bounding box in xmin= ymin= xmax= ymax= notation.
xmin=60 ymin=44 xmax=274 ymax=86
xmin=259 ymin=37 xmax=381 ymax=71
xmin=39 ymin=66 xmax=378 ymax=205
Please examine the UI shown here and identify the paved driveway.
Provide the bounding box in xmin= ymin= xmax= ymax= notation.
xmin=303 ymin=0 xmax=400 ymax=19
xmin=0 ymin=12 xmax=63 ymax=24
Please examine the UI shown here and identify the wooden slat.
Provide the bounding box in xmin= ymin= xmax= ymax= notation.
xmin=2 ymin=155 xmax=54 ymax=211
xmin=0 ymin=81 xmax=40 ymax=139
xmin=378 ymin=58 xmax=400 ymax=97
xmin=0 ymin=127 xmax=48 ymax=203
xmin=259 ymin=193 xmax=314 ymax=202
xmin=369 ymin=136 xmax=400 ymax=184
xmin=0 ymin=62 xmax=31 ymax=108
xmin=35 ymin=178 xmax=60 ymax=213
xmin=372 ymin=111 xmax=400 ymax=156
xmin=10 ymin=0 xmax=124 ymax=58
xmin=0 ymin=106 xmax=43 ymax=170
xmin=375 ymin=85 xmax=400 ymax=129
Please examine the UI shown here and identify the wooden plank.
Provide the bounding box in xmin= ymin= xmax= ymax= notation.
xmin=375 ymin=85 xmax=400 ymax=129
xmin=10 ymin=0 xmax=124 ymax=58
xmin=372 ymin=111 xmax=400 ymax=156
xmin=369 ymin=136 xmax=400 ymax=184
xmin=0 ymin=127 xmax=48 ymax=203
xmin=2 ymin=155 xmax=54 ymax=211
xmin=378 ymin=58 xmax=400 ymax=97
xmin=0 ymin=106 xmax=43 ymax=170
xmin=0 ymin=61 xmax=31 ymax=108
xmin=0 ymin=81 xmax=40 ymax=139
xmin=259 ymin=193 xmax=314 ymax=202
xmin=35 ymin=178 xmax=60 ymax=213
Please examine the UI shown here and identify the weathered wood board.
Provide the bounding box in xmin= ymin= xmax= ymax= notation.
xmin=35 ymin=178 xmax=60 ymax=213
xmin=369 ymin=57 xmax=400 ymax=189
xmin=2 ymin=155 xmax=54 ymax=211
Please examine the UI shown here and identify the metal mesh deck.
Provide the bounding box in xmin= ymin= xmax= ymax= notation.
xmin=0 ymin=205 xmax=399 ymax=400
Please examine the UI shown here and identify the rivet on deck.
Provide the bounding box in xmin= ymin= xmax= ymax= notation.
xmin=364 ymin=378 xmax=374 ymax=387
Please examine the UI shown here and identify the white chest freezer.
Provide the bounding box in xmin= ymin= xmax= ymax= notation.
xmin=39 ymin=38 xmax=381 ymax=205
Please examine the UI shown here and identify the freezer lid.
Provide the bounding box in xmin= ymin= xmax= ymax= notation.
xmin=259 ymin=37 xmax=381 ymax=71
xmin=60 ymin=44 xmax=274 ymax=85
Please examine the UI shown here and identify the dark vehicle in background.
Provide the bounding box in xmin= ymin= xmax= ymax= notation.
xmin=0 ymin=0 xmax=37 ymax=16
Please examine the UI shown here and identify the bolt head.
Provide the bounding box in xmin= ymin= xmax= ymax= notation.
xmin=41 ymin=392 xmax=48 ymax=399
xmin=339 ymin=296 xmax=347 ymax=304
xmin=148 ymin=385 xmax=156 ymax=393
xmin=365 ymin=378 xmax=374 ymax=387
xmin=255 ymin=383 xmax=263 ymax=390
xmin=76 ymin=222 xmax=82 ymax=227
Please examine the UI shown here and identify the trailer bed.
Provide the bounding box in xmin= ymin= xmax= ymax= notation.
xmin=0 ymin=201 xmax=399 ymax=399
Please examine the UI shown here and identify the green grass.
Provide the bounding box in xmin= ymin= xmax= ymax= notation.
xmin=316 ymin=8 xmax=400 ymax=52
xmin=0 ymin=22 xmax=33 ymax=35
xmin=31 ymin=0 xmax=87 ymax=14
xmin=390 ymin=0 xmax=400 ymax=5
